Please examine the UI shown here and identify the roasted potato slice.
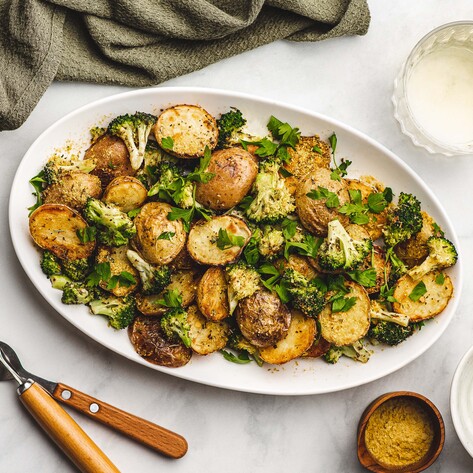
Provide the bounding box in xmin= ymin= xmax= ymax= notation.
xmin=187 ymin=215 xmax=251 ymax=266
xmin=128 ymin=315 xmax=192 ymax=367
xmin=42 ymin=171 xmax=102 ymax=210
xmin=169 ymin=245 xmax=198 ymax=271
xmin=303 ymin=337 xmax=331 ymax=358
xmin=295 ymin=167 xmax=350 ymax=236
xmin=319 ymin=281 xmax=370 ymax=346
xmin=259 ymin=311 xmax=316 ymax=365
xmin=187 ymin=305 xmax=230 ymax=355
xmin=136 ymin=269 xmax=200 ymax=316
xmin=86 ymin=134 xmax=135 ymax=186
xmin=196 ymin=267 xmax=229 ymax=321
xmin=96 ymin=245 xmax=139 ymax=296
xmin=133 ymin=202 xmax=186 ymax=265
xmin=393 ymin=272 xmax=453 ymax=322
xmin=236 ymin=290 xmax=291 ymax=348
xmin=394 ymin=212 xmax=441 ymax=268
xmin=102 ymin=176 xmax=148 ymax=213
xmin=154 ymin=104 xmax=218 ymax=159
xmin=29 ymin=204 xmax=95 ymax=260
xmin=195 ymin=147 xmax=258 ymax=210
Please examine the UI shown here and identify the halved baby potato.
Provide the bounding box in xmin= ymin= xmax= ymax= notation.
xmin=393 ymin=272 xmax=453 ymax=322
xmin=128 ymin=315 xmax=192 ymax=368
xmin=154 ymin=104 xmax=218 ymax=159
xmin=102 ymin=176 xmax=148 ymax=213
xmin=96 ymin=245 xmax=139 ymax=297
xmin=319 ymin=281 xmax=371 ymax=346
xmin=133 ymin=202 xmax=186 ymax=265
xmin=29 ymin=204 xmax=95 ymax=260
xmin=259 ymin=311 xmax=316 ymax=365
xmin=136 ymin=269 xmax=200 ymax=316
xmin=303 ymin=337 xmax=331 ymax=358
xmin=187 ymin=305 xmax=230 ymax=355
xmin=196 ymin=267 xmax=229 ymax=321
xmin=187 ymin=215 xmax=251 ymax=266
xmin=195 ymin=147 xmax=258 ymax=210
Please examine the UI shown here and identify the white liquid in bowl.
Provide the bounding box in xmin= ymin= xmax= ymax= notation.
xmin=407 ymin=46 xmax=473 ymax=145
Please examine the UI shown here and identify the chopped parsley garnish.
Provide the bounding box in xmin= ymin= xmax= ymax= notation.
xmin=409 ymin=281 xmax=427 ymax=302
xmin=157 ymin=231 xmax=175 ymax=241
xmin=346 ymin=268 xmax=377 ymax=287
xmin=86 ymin=262 xmax=136 ymax=289
xmin=306 ymin=186 xmax=340 ymax=208
xmin=216 ymin=228 xmax=245 ymax=250
xmin=28 ymin=170 xmax=46 ymax=215
xmin=220 ymin=350 xmax=252 ymax=364
xmin=156 ymin=289 xmax=183 ymax=308
xmin=76 ymin=226 xmax=96 ymax=244
xmin=435 ymin=273 xmax=445 ymax=285
xmin=161 ymin=137 xmax=174 ymax=150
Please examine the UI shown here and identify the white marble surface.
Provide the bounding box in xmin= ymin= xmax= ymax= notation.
xmin=1 ymin=1 xmax=473 ymax=471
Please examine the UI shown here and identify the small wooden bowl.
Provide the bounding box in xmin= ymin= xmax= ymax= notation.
xmin=357 ymin=391 xmax=445 ymax=473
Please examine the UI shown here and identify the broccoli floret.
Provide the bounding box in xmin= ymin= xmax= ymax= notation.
xmin=147 ymin=161 xmax=191 ymax=205
xmin=226 ymin=261 xmax=261 ymax=314
xmin=126 ymin=250 xmax=171 ymax=295
xmin=324 ymin=341 xmax=371 ymax=364
xmin=258 ymin=226 xmax=284 ymax=260
xmin=50 ymin=274 xmax=73 ymax=290
xmin=408 ymin=237 xmax=458 ymax=280
xmin=90 ymin=126 xmax=106 ymax=143
xmin=282 ymin=268 xmax=326 ymax=318
xmin=370 ymin=300 xmax=410 ymax=327
xmin=41 ymin=250 xmax=62 ymax=276
xmin=160 ymin=308 xmax=191 ymax=347
xmin=246 ymin=161 xmax=295 ymax=224
xmin=385 ymin=247 xmax=407 ymax=285
xmin=317 ymin=220 xmax=372 ymax=271
xmin=83 ymin=197 xmax=136 ymax=247
xmin=62 ymin=282 xmax=98 ymax=305
xmin=43 ymin=156 xmax=96 ymax=185
xmin=61 ymin=258 xmax=91 ymax=281
xmin=383 ymin=193 xmax=423 ymax=247
xmin=368 ymin=321 xmax=413 ymax=346
xmin=227 ymin=331 xmax=263 ymax=366
xmin=217 ymin=108 xmax=247 ymax=148
xmin=108 ymin=112 xmax=156 ymax=170
xmin=89 ymin=295 xmax=136 ymax=329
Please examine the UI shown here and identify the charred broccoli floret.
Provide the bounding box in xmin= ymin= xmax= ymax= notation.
xmin=368 ymin=321 xmax=413 ymax=346
xmin=41 ymin=250 xmax=62 ymax=276
xmin=89 ymin=294 xmax=135 ymax=329
xmin=258 ymin=226 xmax=284 ymax=260
xmin=135 ymin=142 xmax=164 ymax=188
xmin=43 ymin=156 xmax=95 ymax=185
xmin=282 ymin=268 xmax=326 ymax=318
xmin=317 ymin=220 xmax=372 ymax=271
xmin=83 ymin=197 xmax=136 ymax=247
xmin=226 ymin=261 xmax=261 ymax=314
xmin=370 ymin=301 xmax=410 ymax=327
xmin=62 ymin=282 xmax=98 ymax=305
xmin=217 ymin=108 xmax=247 ymax=148
xmin=246 ymin=161 xmax=295 ymax=224
xmin=108 ymin=112 xmax=156 ymax=170
xmin=61 ymin=258 xmax=91 ymax=281
xmin=50 ymin=274 xmax=73 ymax=290
xmin=126 ymin=250 xmax=171 ymax=295
xmin=90 ymin=126 xmax=106 ymax=143
xmin=324 ymin=341 xmax=371 ymax=364
xmin=408 ymin=237 xmax=458 ymax=280
xmin=160 ymin=308 xmax=191 ymax=347
xmin=383 ymin=193 xmax=423 ymax=247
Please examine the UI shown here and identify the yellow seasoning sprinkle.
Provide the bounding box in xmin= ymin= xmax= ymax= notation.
xmin=364 ymin=398 xmax=434 ymax=469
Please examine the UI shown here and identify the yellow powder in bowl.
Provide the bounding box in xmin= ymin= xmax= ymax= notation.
xmin=364 ymin=397 xmax=435 ymax=469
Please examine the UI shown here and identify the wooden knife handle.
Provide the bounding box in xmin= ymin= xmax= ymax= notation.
xmin=53 ymin=382 xmax=188 ymax=459
xmin=20 ymin=382 xmax=119 ymax=473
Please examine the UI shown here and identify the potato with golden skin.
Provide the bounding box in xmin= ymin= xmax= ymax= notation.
xmin=102 ymin=176 xmax=148 ymax=213
xmin=196 ymin=267 xmax=229 ymax=321
xmin=236 ymin=290 xmax=291 ymax=348
xmin=295 ymin=167 xmax=350 ymax=236
xmin=195 ymin=148 xmax=258 ymax=210
xmin=29 ymin=204 xmax=95 ymax=260
xmin=133 ymin=202 xmax=186 ymax=265
xmin=128 ymin=315 xmax=192 ymax=368
xmin=42 ymin=171 xmax=102 ymax=210
xmin=154 ymin=104 xmax=218 ymax=159
xmin=85 ymin=134 xmax=135 ymax=186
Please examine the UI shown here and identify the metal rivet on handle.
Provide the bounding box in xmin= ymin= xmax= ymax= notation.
xmin=61 ymin=390 xmax=72 ymax=400
xmin=89 ymin=403 xmax=100 ymax=413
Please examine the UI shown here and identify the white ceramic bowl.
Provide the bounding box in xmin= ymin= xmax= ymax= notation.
xmin=451 ymin=344 xmax=473 ymax=456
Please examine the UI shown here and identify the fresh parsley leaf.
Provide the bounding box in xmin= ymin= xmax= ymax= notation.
xmin=216 ymin=228 xmax=245 ymax=250
xmin=327 ymin=275 xmax=349 ymax=294
xmin=380 ymin=284 xmax=397 ymax=303
xmin=347 ymin=268 xmax=377 ymax=287
xmin=156 ymin=289 xmax=183 ymax=308
xmin=267 ymin=116 xmax=301 ymax=148
xmin=435 ymin=273 xmax=445 ymax=285
xmin=332 ymin=296 xmax=357 ymax=313
xmin=107 ymin=271 xmax=136 ymax=290
xmin=339 ymin=189 xmax=370 ymax=224
xmin=284 ymin=234 xmax=322 ymax=259
xmin=86 ymin=262 xmax=111 ymax=287
xmin=76 ymin=226 xmax=96 ymax=244
xmin=243 ymin=232 xmax=260 ymax=266
xmin=221 ymin=350 xmax=252 ymax=364
xmin=157 ymin=231 xmax=175 ymax=241
xmin=306 ymin=187 xmax=340 ymax=208
xmin=258 ymin=263 xmax=291 ymax=303
xmin=330 ymin=160 xmax=352 ymax=181
xmin=432 ymin=222 xmax=445 ymax=237
xmin=328 ymin=133 xmax=337 ymax=154
xmin=167 ymin=206 xmax=194 ymax=231
xmin=409 ymin=281 xmax=427 ymax=302
xmin=279 ymin=166 xmax=293 ymax=177
xmin=28 ymin=170 xmax=46 ymax=215
xmin=383 ymin=187 xmax=393 ymax=203
xmin=312 ymin=145 xmax=323 ymax=154
xmin=127 ymin=208 xmax=142 ymax=218
xmin=238 ymin=195 xmax=254 ymax=211
xmin=249 ymin=137 xmax=278 ymax=157
xmin=281 ymin=218 xmax=298 ymax=240
xmin=367 ymin=192 xmax=389 ymax=213
xmin=186 ymin=146 xmax=215 ymax=183
xmin=161 ymin=136 xmax=174 ymax=150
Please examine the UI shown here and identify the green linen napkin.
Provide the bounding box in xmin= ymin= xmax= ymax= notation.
xmin=0 ymin=0 xmax=370 ymax=131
